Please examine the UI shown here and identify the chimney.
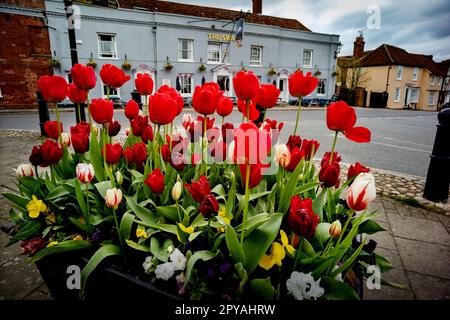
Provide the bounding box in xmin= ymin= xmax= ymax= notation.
xmin=253 ymin=0 xmax=262 ymax=14
xmin=353 ymin=34 xmax=365 ymax=58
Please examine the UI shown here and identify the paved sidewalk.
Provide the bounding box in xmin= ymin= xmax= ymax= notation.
xmin=0 ymin=130 xmax=449 ymax=300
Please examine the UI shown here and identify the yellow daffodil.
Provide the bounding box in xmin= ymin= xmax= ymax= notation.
xmin=217 ymin=207 xmax=231 ymax=233
xmin=136 ymin=227 xmax=148 ymax=239
xmin=47 ymin=241 xmax=58 ymax=248
xmin=73 ymin=234 xmax=83 ymax=241
xmin=177 ymin=223 xmax=194 ymax=242
xmin=26 ymin=195 xmax=47 ymax=219
xmin=280 ymin=230 xmax=295 ymax=255
xmin=45 ymin=212 xmax=56 ymax=225
xmin=259 ymin=242 xmax=285 ymax=270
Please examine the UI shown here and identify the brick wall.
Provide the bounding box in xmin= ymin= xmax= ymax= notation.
xmin=0 ymin=12 xmax=52 ymax=109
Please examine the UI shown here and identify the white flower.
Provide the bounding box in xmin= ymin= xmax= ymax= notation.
xmin=333 ymin=266 xmax=343 ymax=282
xmin=155 ymin=262 xmax=174 ymax=280
xmin=15 ymin=164 xmax=35 ymax=178
xmin=172 ymin=181 xmax=182 ymax=201
xmin=286 ymin=271 xmax=325 ymax=300
xmin=142 ymin=256 xmax=153 ymax=273
xmin=346 ymin=172 xmax=376 ymax=211
xmin=275 ymin=143 xmax=291 ymax=168
xmin=169 ymin=248 xmax=187 ymax=271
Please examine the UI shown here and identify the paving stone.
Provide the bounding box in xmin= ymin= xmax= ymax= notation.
xmin=368 ymin=223 xmax=396 ymax=251
xmin=23 ymin=288 xmax=52 ymax=300
xmin=374 ymin=247 xmax=410 ymax=289
xmin=388 ymin=214 xmax=450 ymax=245
xmin=395 ymin=237 xmax=450 ymax=279
xmin=406 ymin=271 xmax=450 ymax=300
xmin=363 ymin=284 xmax=414 ymax=300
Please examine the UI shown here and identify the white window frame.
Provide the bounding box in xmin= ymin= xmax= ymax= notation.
xmin=250 ymin=45 xmax=262 ymax=66
xmin=178 ymin=73 xmax=194 ymax=97
xmin=303 ymin=49 xmax=313 ymax=68
xmin=101 ymin=81 xmax=120 ymax=98
xmin=396 ymin=65 xmax=403 ymax=80
xmin=428 ymin=91 xmax=436 ymax=106
xmin=178 ymin=39 xmax=194 ymax=62
xmin=207 ymin=42 xmax=221 ymax=64
xmin=317 ymin=79 xmax=326 ymax=95
xmin=437 ymin=77 xmax=442 ymax=86
xmin=97 ymin=33 xmax=118 ymax=59
xmin=410 ymin=87 xmax=419 ymax=103
xmin=412 ymin=67 xmax=418 ymax=81
xmin=431 ymin=75 xmax=435 ymax=85
xmin=394 ymin=87 xmax=401 ymax=102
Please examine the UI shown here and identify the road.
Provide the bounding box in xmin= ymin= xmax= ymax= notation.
xmin=0 ymin=107 xmax=438 ymax=177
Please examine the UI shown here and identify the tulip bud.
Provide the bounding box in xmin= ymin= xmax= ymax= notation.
xmin=16 ymin=164 xmax=35 ymax=178
xmin=172 ymin=181 xmax=182 ymax=201
xmin=76 ymin=163 xmax=94 ymax=184
xmin=105 ymin=187 xmax=123 ymax=209
xmin=125 ymin=127 xmax=131 ymax=136
xmin=346 ymin=172 xmax=376 ymax=211
xmin=227 ymin=140 xmax=235 ymax=163
xmin=275 ymin=144 xmax=291 ymax=168
xmin=329 ymin=220 xmax=342 ymax=239
xmin=182 ymin=113 xmax=195 ymax=124
xmin=115 ymin=171 xmax=123 ymax=186
xmin=91 ymin=124 xmax=99 ymax=135
xmin=60 ymin=132 xmax=71 ymax=147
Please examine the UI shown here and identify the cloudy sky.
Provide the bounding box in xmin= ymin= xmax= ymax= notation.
xmin=167 ymin=0 xmax=450 ymax=61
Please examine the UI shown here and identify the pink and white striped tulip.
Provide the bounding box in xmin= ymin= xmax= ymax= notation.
xmin=76 ymin=163 xmax=94 ymax=184
xmin=275 ymin=144 xmax=291 ymax=168
xmin=16 ymin=164 xmax=35 ymax=178
xmin=346 ymin=172 xmax=376 ymax=211
xmin=105 ymin=187 xmax=123 ymax=209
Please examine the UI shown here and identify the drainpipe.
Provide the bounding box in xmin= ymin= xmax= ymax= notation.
xmin=385 ymin=65 xmax=391 ymax=108
xmin=152 ymin=13 xmax=158 ymax=87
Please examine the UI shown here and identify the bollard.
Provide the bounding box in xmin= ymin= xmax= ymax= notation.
xmin=423 ymin=108 xmax=450 ymax=202
xmin=74 ymin=103 xmax=87 ymax=123
xmin=37 ymin=90 xmax=50 ymax=136
xmin=131 ymin=90 xmax=143 ymax=110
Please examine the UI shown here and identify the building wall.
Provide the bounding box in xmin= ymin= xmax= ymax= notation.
xmin=0 ymin=8 xmax=52 ymax=109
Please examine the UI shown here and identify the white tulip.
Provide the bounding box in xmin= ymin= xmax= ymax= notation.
xmin=60 ymin=132 xmax=71 ymax=147
xmin=76 ymin=163 xmax=94 ymax=184
xmin=172 ymin=181 xmax=182 ymax=201
xmin=346 ymin=172 xmax=376 ymax=211
xmin=105 ymin=187 xmax=123 ymax=209
xmin=275 ymin=144 xmax=291 ymax=168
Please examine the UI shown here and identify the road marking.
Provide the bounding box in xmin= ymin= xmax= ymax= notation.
xmin=376 ymin=136 xmax=433 ymax=148
xmin=370 ymin=141 xmax=431 ymax=153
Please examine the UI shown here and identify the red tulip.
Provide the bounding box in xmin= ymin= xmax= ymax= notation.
xmin=301 ymin=139 xmax=320 ymax=160
xmin=43 ymin=121 xmax=63 ymax=140
xmin=287 ymin=135 xmax=302 ymax=150
xmin=288 ymin=196 xmax=319 ymax=239
xmin=221 ymin=122 xmax=234 ymax=143
xmin=108 ymin=120 xmax=121 ymax=137
xmin=321 ymin=152 xmax=342 ymax=166
xmin=288 ymin=70 xmax=318 ymax=98
xmin=70 ymin=122 xmax=90 ymax=154
xmin=192 ymin=82 xmax=222 ymax=115
xmin=38 ymin=75 xmax=68 ymax=102
xmin=326 ymin=101 xmax=371 ymax=143
xmin=239 ymin=162 xmax=268 ymax=189
xmin=319 ymin=159 xmax=340 ymax=188
xmin=217 ymin=96 xmax=233 ymax=117
xmin=233 ymin=70 xmax=260 ymax=101
xmin=71 ymin=63 xmax=96 ymax=90
xmin=68 ymin=83 xmax=87 ymax=104
xmin=255 ymin=84 xmax=280 ymax=108
xmin=185 ymin=176 xmax=211 ymax=203
xmin=169 ymin=152 xmax=186 ymax=171
xmin=131 ymin=115 xmax=148 ymax=137
xmin=158 ymin=85 xmax=184 ymax=115
xmin=29 ymin=145 xmax=44 ymax=167
xmin=40 ymin=139 xmax=63 ymax=165
xmin=132 ymin=142 xmax=147 ymax=165
xmin=347 ymin=162 xmax=370 ymax=181
xmin=233 ymin=122 xmax=271 ymax=164
xmin=100 ymin=64 xmax=130 ymax=88
xmin=199 ymin=194 xmax=219 ymax=219
xmin=144 ymin=168 xmax=165 ymax=194
xmin=149 ymin=91 xmax=178 ymax=125
xmin=285 ymin=147 xmax=306 ymax=172
xmin=103 ymin=143 xmax=122 ymax=165
xmin=89 ymin=98 xmax=114 ymax=124
xmin=237 ymin=99 xmax=260 ymax=121
xmin=142 ymin=125 xmax=154 ymax=144
xmin=135 ymin=73 xmax=154 ymax=95
xmin=21 ymin=237 xmax=46 ymax=255
xmin=125 ymin=99 xmax=140 ymax=120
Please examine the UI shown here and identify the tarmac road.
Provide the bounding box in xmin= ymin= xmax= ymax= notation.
xmin=0 ymin=107 xmax=438 ymax=177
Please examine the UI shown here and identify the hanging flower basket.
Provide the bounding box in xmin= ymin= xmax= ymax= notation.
xmin=122 ymin=61 xmax=132 ymax=71
xmin=268 ymin=67 xmax=277 ymax=76
xmin=314 ymin=70 xmax=322 ymax=76
xmin=51 ymin=58 xmax=61 ymax=68
xmin=87 ymin=59 xmax=97 ymax=69
xmin=198 ymin=64 xmax=207 ymax=72
xmin=2 ymin=69 xmax=393 ymax=302
xmin=164 ymin=63 xmax=173 ymax=71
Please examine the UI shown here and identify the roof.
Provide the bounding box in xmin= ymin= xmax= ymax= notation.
xmin=341 ymin=43 xmax=446 ymax=76
xmin=436 ymin=59 xmax=450 ymax=76
xmin=119 ymin=0 xmax=311 ymax=32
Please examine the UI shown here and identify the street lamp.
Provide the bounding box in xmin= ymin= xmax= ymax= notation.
xmin=334 ymin=41 xmax=343 ymax=59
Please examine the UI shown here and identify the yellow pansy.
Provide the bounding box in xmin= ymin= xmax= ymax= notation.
xmin=280 ymin=230 xmax=295 ymax=255
xmin=177 ymin=223 xmax=194 ymax=242
xmin=47 ymin=241 xmax=58 ymax=248
xmin=217 ymin=207 xmax=231 ymax=233
xmin=45 ymin=212 xmax=56 ymax=225
xmin=26 ymin=195 xmax=47 ymax=219
xmin=258 ymin=242 xmax=285 ymax=270
xmin=136 ymin=227 xmax=148 ymax=239
xmin=73 ymin=234 xmax=83 ymax=241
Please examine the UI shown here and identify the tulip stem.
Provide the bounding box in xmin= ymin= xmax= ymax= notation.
xmin=86 ymin=93 xmax=92 ymax=129
xmin=202 ymin=116 xmax=207 ymax=175
xmin=152 ymin=125 xmax=160 ymax=167
xmin=169 ymin=122 xmax=173 ymax=151
xmin=112 ymin=208 xmax=123 ymax=248
xmin=293 ymin=97 xmax=302 ymax=136
xmin=336 ymin=209 xmax=354 ymax=247
xmin=102 ymin=126 xmax=107 ymax=175
xmin=55 ymin=104 xmax=62 ymax=144
xmin=240 ymin=162 xmax=251 ymax=246
xmin=329 ymin=131 xmax=339 ymax=164
xmin=144 ymin=95 xmax=148 ymax=116
xmin=206 ymin=219 xmax=212 ymax=246
xmin=221 ymin=116 xmax=224 ymax=128
xmin=77 ymin=103 xmax=81 ymax=124
xmin=246 ymin=99 xmax=250 ymax=121
xmin=85 ymin=183 xmax=92 ymax=236
xmin=321 ymin=238 xmax=333 ymax=257
xmin=292 ymin=236 xmax=304 ymax=271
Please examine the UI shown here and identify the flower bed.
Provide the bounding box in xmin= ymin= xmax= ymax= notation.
xmin=3 ymin=65 xmax=393 ymax=300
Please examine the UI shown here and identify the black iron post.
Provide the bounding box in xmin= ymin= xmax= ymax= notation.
xmin=64 ymin=0 xmax=86 ymax=123
xmin=131 ymin=90 xmax=143 ymax=110
xmin=37 ymin=91 xmax=50 ymax=136
xmin=423 ymin=108 xmax=450 ymax=202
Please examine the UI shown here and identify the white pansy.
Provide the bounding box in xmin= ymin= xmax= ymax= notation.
xmin=169 ymin=248 xmax=187 ymax=271
xmin=142 ymin=256 xmax=153 ymax=273
xmin=155 ymin=262 xmax=174 ymax=280
xmin=286 ymin=271 xmax=325 ymax=300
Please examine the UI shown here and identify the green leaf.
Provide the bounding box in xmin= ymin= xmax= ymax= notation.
xmin=225 ymin=225 xmax=245 ymax=265
xmin=320 ymin=276 xmax=360 ymax=300
xmin=89 ymin=132 xmax=106 ymax=181
xmin=211 ymin=184 xmax=226 ymax=198
xmin=3 ymin=192 xmax=29 ymax=209
xmin=315 ymin=223 xmax=331 ymax=244
xmin=125 ymin=195 xmax=160 ymax=224
xmin=156 ymin=206 xmax=179 ymax=222
xmin=136 ymin=220 xmax=177 ymax=235
xmin=313 ymin=188 xmax=326 ymax=222
xmin=7 ymin=220 xmax=42 ymax=246
xmin=69 ymin=216 xmax=89 ymax=232
xmin=119 ymin=212 xmax=134 ymax=242
xmin=358 ymin=220 xmax=386 ymax=235
xmin=30 ymin=240 xmax=91 ymax=262
xmin=294 ymin=181 xmax=320 ymax=195
xmin=74 ymin=179 xmax=87 ymax=216
xmin=80 ymin=244 xmax=122 ymax=296
xmin=226 ymin=176 xmax=237 ymax=216
xmin=150 ymin=237 xmax=173 ymax=262
xmin=45 ymin=185 xmax=69 ymax=200
xmin=243 ymin=212 xmax=283 ymax=275
xmin=278 ymin=162 xmax=304 ymax=214
xmin=185 ymin=250 xmax=217 ymax=284
xmin=8 ymin=208 xmax=24 ymax=225
xmin=235 ymin=213 xmax=270 ymax=236
xmin=125 ymin=239 xmax=151 ymax=252
xmin=331 ymin=238 xmax=366 ymax=278
xmin=250 ymin=278 xmax=275 ymax=300
xmin=374 ymin=253 xmax=394 ymax=273
xmin=94 ymin=181 xmax=113 ymax=199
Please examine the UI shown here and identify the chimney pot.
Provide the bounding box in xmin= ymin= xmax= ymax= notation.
xmin=353 ymin=35 xmax=365 ymax=58
xmin=253 ymin=0 xmax=262 ymax=14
